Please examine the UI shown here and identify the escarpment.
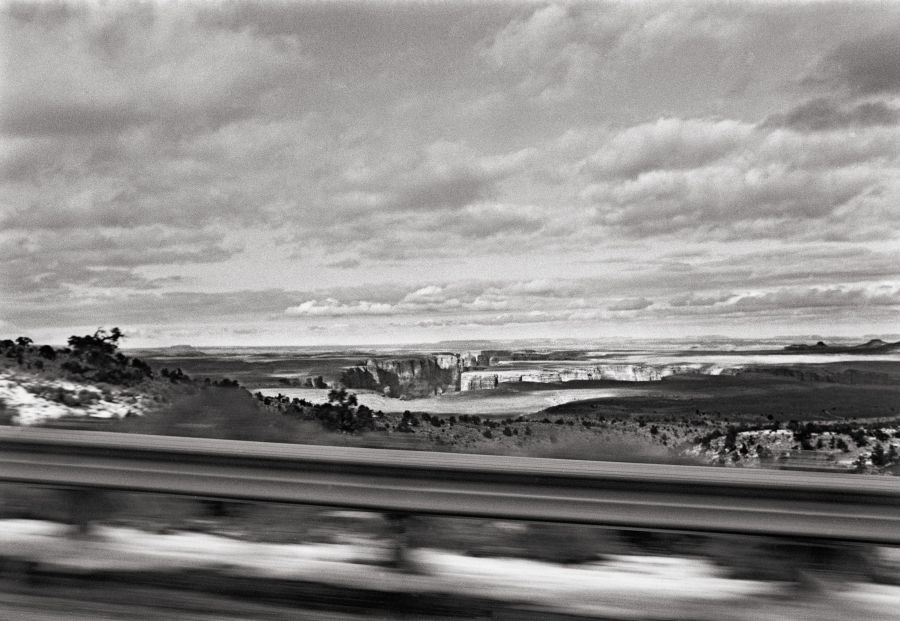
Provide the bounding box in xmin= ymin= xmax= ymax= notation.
xmin=339 ymin=355 xmax=462 ymax=398
xmin=339 ymin=357 xmax=735 ymax=397
xmin=460 ymin=363 xmax=723 ymax=391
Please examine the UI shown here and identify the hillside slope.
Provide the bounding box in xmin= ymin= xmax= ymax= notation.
xmin=0 ymin=331 xmax=199 ymax=427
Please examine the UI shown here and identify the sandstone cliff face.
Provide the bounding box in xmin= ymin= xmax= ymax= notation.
xmin=434 ymin=353 xmax=460 ymax=370
xmin=459 ymin=363 xmax=721 ymax=391
xmin=459 ymin=350 xmax=510 ymax=369
xmin=339 ymin=355 xmax=461 ymax=398
xmin=339 ymin=355 xmax=745 ymax=396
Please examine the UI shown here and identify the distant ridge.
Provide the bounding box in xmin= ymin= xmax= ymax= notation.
xmin=784 ymin=339 xmax=900 ymax=354
xmin=167 ymin=344 xmax=200 ymax=352
xmin=131 ymin=344 xmax=210 ymax=356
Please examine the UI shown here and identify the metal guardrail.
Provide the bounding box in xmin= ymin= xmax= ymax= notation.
xmin=1 ymin=427 xmax=898 ymax=543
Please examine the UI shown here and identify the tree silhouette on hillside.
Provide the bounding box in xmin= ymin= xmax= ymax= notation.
xmin=62 ymin=327 xmax=152 ymax=385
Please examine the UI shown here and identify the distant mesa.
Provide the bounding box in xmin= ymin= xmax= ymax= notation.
xmin=336 ymin=351 xmax=735 ymax=398
xmin=133 ymin=344 xmax=209 ymax=357
xmin=783 ymin=341 xmax=830 ymax=351
xmin=339 ymin=355 xmax=462 ymax=399
xmin=783 ymin=339 xmax=900 ymax=353
xmin=337 ymin=350 xmax=515 ymax=398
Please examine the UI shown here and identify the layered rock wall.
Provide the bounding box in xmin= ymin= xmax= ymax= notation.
xmin=459 ymin=350 xmax=508 ymax=369
xmin=339 ymin=356 xmax=461 ymax=398
xmin=460 ymin=363 xmax=722 ymax=391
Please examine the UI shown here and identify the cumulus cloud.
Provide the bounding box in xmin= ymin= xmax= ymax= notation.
xmin=729 ymin=287 xmax=900 ymax=312
xmin=479 ymin=2 xmax=776 ymax=108
xmin=669 ymin=293 xmax=734 ymax=307
xmin=2 ymin=3 xmax=311 ymax=137
xmin=443 ymin=203 xmax=547 ymax=239
xmin=764 ymin=98 xmax=899 ymax=131
xmin=284 ymin=299 xmax=395 ymax=317
xmin=402 ymin=286 xmax=445 ymax=303
xmin=0 ymin=226 xmax=233 ymax=265
xmin=332 ymin=142 xmax=536 ymax=216
xmin=580 ymin=116 xmax=899 ymax=239
xmin=608 ymin=298 xmax=654 ymax=311
xmin=813 ymin=31 xmax=900 ymax=95
xmin=584 ymin=118 xmax=752 ymax=178
xmin=2 ymin=289 xmax=303 ymax=330
xmin=325 ymin=257 xmax=361 ymax=270
xmin=0 ymin=226 xmax=236 ymax=296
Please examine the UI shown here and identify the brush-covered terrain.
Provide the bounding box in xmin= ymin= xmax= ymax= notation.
xmin=3 ymin=330 xmax=900 ymax=473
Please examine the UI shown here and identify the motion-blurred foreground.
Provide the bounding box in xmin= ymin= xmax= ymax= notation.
xmin=1 ymin=474 xmax=900 ymax=619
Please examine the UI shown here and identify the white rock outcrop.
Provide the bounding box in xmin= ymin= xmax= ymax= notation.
xmin=460 ymin=363 xmax=725 ymax=391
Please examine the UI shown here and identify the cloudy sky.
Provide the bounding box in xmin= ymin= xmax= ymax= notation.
xmin=2 ymin=1 xmax=899 ymax=346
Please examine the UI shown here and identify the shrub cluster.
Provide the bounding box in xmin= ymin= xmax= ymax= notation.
xmin=64 ymin=328 xmax=153 ymax=385
xmin=255 ymin=387 xmax=381 ymax=434
xmin=2 ymin=328 xmax=155 ymax=386
xmin=0 ymin=337 xmax=36 ymax=365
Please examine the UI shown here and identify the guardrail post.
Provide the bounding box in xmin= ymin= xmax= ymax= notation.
xmin=386 ymin=512 xmax=417 ymax=572
xmin=60 ymin=487 xmax=113 ymax=536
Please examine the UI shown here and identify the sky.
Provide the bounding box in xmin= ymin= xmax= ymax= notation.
xmin=1 ymin=0 xmax=899 ymax=347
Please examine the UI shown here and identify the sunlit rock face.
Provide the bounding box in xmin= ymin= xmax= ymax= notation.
xmin=460 ymin=372 xmax=502 ymax=391
xmin=339 ymin=356 xmax=461 ymax=398
xmin=434 ymin=353 xmax=460 ymax=370
xmin=459 ymin=364 xmax=724 ymax=391
xmin=459 ymin=351 xmax=508 ymax=369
